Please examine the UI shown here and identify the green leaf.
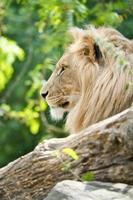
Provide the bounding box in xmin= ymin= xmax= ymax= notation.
xmin=63 ymin=148 xmax=79 ymax=160
xmin=81 ymin=172 xmax=94 ymax=182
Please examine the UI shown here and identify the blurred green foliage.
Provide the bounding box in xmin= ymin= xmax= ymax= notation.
xmin=0 ymin=0 xmax=133 ymax=167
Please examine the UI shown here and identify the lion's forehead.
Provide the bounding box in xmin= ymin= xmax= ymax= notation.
xmin=57 ymin=55 xmax=68 ymax=66
xmin=56 ymin=55 xmax=72 ymax=69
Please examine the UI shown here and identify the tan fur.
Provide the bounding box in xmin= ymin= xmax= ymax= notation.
xmin=42 ymin=26 xmax=133 ymax=133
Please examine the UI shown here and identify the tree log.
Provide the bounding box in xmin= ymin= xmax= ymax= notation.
xmin=0 ymin=107 xmax=133 ymax=200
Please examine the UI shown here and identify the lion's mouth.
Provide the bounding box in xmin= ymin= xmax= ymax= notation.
xmin=47 ymin=99 xmax=70 ymax=109
xmin=59 ymin=101 xmax=69 ymax=108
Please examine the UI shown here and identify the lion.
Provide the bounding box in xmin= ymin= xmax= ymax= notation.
xmin=41 ymin=26 xmax=133 ymax=133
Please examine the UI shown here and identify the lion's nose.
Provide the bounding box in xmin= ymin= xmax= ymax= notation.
xmin=41 ymin=91 xmax=48 ymax=99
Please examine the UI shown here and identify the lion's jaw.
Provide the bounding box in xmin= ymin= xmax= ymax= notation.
xmin=50 ymin=107 xmax=65 ymax=120
xmin=47 ymin=93 xmax=80 ymax=121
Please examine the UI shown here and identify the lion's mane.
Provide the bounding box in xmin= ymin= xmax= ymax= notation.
xmin=66 ymin=26 xmax=133 ymax=133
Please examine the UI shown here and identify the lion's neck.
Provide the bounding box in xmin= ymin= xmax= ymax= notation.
xmin=66 ymin=63 xmax=100 ymax=133
xmin=66 ymin=60 xmax=133 ymax=134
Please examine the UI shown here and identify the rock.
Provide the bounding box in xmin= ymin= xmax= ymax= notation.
xmin=44 ymin=180 xmax=133 ymax=200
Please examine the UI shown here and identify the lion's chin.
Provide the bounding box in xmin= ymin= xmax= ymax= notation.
xmin=50 ymin=107 xmax=65 ymax=121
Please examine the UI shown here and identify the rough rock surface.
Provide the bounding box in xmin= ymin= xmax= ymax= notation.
xmin=44 ymin=180 xmax=133 ymax=200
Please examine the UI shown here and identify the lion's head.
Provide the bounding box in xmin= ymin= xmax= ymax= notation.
xmin=41 ymin=26 xmax=133 ymax=133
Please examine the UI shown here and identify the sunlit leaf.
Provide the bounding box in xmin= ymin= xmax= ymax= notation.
xmin=63 ymin=148 xmax=79 ymax=160
xmin=29 ymin=119 xmax=40 ymax=134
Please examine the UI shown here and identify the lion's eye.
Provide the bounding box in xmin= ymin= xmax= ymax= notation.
xmin=58 ymin=65 xmax=66 ymax=76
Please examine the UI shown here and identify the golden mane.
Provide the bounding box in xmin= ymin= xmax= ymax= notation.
xmin=66 ymin=26 xmax=133 ymax=133
xmin=41 ymin=26 xmax=133 ymax=134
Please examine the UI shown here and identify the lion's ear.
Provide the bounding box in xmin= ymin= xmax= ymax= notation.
xmin=94 ymin=43 xmax=102 ymax=61
xmin=83 ymin=36 xmax=102 ymax=63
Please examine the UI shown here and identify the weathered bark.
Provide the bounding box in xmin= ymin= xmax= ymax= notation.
xmin=0 ymin=107 xmax=133 ymax=200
